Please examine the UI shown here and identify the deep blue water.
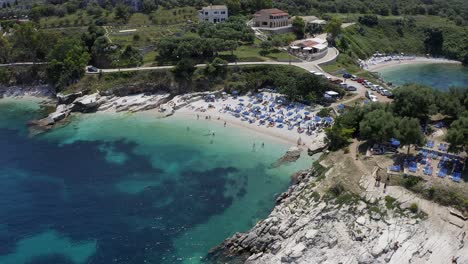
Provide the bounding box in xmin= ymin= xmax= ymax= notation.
xmin=0 ymin=99 xmax=313 ymax=264
xmin=378 ymin=63 xmax=468 ymax=90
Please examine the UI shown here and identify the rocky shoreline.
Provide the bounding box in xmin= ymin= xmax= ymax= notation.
xmin=27 ymin=90 xmax=218 ymax=133
xmin=206 ymin=166 xmax=468 ymax=264
xmin=0 ymin=85 xmax=56 ymax=98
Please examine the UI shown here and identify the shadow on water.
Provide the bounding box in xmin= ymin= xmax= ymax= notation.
xmin=0 ymin=126 xmax=239 ymax=264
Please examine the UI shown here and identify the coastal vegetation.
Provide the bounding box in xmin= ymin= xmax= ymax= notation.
xmin=324 ymin=84 xmax=467 ymax=212
xmin=324 ymin=15 xmax=468 ymax=75
xmin=327 ymin=84 xmax=467 ymax=151
xmin=64 ymin=64 xmax=341 ymax=105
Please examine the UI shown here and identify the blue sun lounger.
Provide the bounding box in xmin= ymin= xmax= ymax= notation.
xmin=409 ymin=162 xmax=418 ymax=172
xmin=438 ymin=168 xmax=447 ymax=178
xmin=390 ymin=165 xmax=401 ymax=172
xmin=452 ymin=172 xmax=462 ymax=182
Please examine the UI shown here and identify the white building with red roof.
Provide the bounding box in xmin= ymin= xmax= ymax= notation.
xmin=253 ymin=8 xmax=291 ymax=28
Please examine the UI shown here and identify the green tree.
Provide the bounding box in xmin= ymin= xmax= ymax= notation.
xmin=424 ymin=27 xmax=444 ymax=55
xmin=90 ymin=36 xmax=113 ymax=67
xmin=292 ymin=16 xmax=305 ymax=39
xmin=0 ymin=36 xmax=11 ymax=63
xmin=360 ymin=109 xmax=397 ymax=142
xmin=392 ymin=84 xmax=437 ymax=123
xmin=325 ymin=17 xmax=342 ymax=46
xmin=259 ymin=40 xmax=272 ymax=56
xmin=226 ymin=0 xmax=241 ymax=15
xmin=172 ymin=58 xmax=196 ymax=80
xmin=396 ymin=117 xmax=424 ymax=154
xmin=46 ymin=38 xmax=90 ymax=89
xmin=325 ymin=124 xmax=355 ymax=150
xmin=118 ymin=45 xmax=143 ymax=67
xmin=142 ymin=0 xmax=157 ymax=14
xmin=446 ymin=111 xmax=468 ymax=152
xmin=115 ymin=3 xmax=131 ymax=23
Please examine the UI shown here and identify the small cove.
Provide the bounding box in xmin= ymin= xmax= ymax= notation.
xmin=0 ymin=99 xmax=317 ymax=264
xmin=377 ymin=63 xmax=468 ymax=90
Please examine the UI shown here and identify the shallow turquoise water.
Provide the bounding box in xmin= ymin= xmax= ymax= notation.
xmin=378 ymin=63 xmax=468 ymax=90
xmin=0 ymin=99 xmax=316 ymax=264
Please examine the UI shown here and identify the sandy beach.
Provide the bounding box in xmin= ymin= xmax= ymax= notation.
xmin=168 ymin=92 xmax=327 ymax=151
xmin=364 ymin=56 xmax=461 ymax=72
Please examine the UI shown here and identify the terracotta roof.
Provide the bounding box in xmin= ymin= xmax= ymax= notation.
xmin=254 ymin=8 xmax=288 ymax=16
xmin=301 ymin=40 xmax=319 ymax=48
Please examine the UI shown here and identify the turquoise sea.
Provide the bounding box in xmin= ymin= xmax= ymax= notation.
xmin=378 ymin=63 xmax=468 ymax=90
xmin=0 ymin=98 xmax=316 ymax=264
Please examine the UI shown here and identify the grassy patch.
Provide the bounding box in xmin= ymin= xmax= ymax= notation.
xmin=390 ymin=174 xmax=468 ymax=216
xmin=384 ymin=195 xmax=398 ymax=209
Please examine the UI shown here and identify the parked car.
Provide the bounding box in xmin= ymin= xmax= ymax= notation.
xmin=87 ymin=66 xmax=99 ymax=73
xmin=377 ymin=86 xmax=385 ymax=94
xmin=343 ymin=73 xmax=352 ymax=79
xmin=350 ymin=75 xmax=358 ymax=81
xmin=340 ymin=82 xmax=348 ymax=88
xmin=369 ymin=95 xmax=378 ymax=102
xmin=345 ymin=85 xmax=357 ymax=91
xmin=357 ymin=78 xmax=365 ymax=83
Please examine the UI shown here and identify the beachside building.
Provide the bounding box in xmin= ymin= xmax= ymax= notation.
xmin=198 ymin=5 xmax=228 ymax=23
xmin=253 ymin=8 xmax=290 ymax=28
xmin=289 ymin=37 xmax=328 ymax=61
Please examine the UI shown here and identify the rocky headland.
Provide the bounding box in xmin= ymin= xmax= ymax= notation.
xmin=207 ymin=164 xmax=468 ymax=264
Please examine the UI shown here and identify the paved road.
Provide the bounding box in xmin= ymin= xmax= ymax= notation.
xmin=95 ymin=47 xmax=339 ymax=74
xmin=0 ymin=62 xmax=48 ymax=67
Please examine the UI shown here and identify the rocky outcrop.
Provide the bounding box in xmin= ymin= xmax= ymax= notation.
xmin=0 ymin=85 xmax=55 ymax=98
xmin=29 ymin=92 xmax=173 ymax=133
xmin=207 ymin=169 xmax=468 ymax=264
xmin=57 ymin=90 xmax=90 ymax=104
xmin=271 ymin=147 xmax=302 ymax=168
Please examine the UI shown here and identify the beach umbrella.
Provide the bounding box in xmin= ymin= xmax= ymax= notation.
xmin=269 ymin=103 xmax=276 ymax=107
xmin=268 ymin=117 xmax=274 ymax=122
xmin=232 ymin=90 xmax=239 ymax=95
xmin=314 ymin=116 xmax=322 ymax=122
xmin=304 ymin=111 xmax=310 ymax=115
xmin=239 ymin=98 xmax=244 ymax=101
xmin=390 ymin=138 xmax=401 ymax=147
xmin=324 ymin=117 xmax=333 ymax=123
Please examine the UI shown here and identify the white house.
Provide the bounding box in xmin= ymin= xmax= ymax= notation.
xmin=198 ymin=5 xmax=228 ymax=23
